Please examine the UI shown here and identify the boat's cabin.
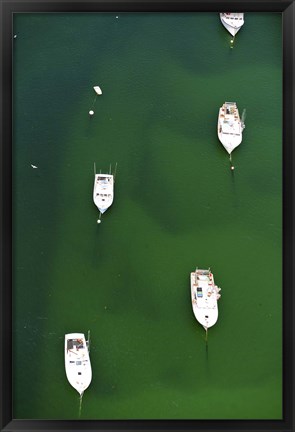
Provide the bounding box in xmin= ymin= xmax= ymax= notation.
xmin=220 ymin=103 xmax=241 ymax=132
xmin=224 ymin=102 xmax=237 ymax=115
xmin=222 ymin=13 xmax=244 ymax=22
xmin=225 ymin=13 xmax=243 ymax=18
xmin=194 ymin=270 xmax=214 ymax=295
xmin=97 ymin=176 xmax=111 ymax=182
xmin=197 ymin=274 xmax=210 ymax=281
xmin=67 ymin=338 xmax=85 ymax=352
xmin=96 ymin=176 xmax=112 ymax=185
xmin=196 ymin=269 xmax=210 ymax=277
xmin=95 ymin=176 xmax=113 ymax=197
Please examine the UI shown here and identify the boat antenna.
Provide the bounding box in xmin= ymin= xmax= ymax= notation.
xmin=87 ymin=330 xmax=91 ymax=353
xmin=113 ymin=162 xmax=118 ymax=181
xmin=241 ymin=108 xmax=247 ymax=127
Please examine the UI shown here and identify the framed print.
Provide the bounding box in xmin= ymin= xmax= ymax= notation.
xmin=1 ymin=1 xmax=294 ymax=431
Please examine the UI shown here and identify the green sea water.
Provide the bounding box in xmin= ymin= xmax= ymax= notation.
xmin=13 ymin=12 xmax=282 ymax=420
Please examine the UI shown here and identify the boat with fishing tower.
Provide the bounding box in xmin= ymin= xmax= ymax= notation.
xmin=93 ymin=163 xmax=116 ymax=223
xmin=217 ymin=101 xmax=245 ymax=157
xmin=65 ymin=332 xmax=92 ymax=396
xmin=190 ymin=268 xmax=221 ymax=331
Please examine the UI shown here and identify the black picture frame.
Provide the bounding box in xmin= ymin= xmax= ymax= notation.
xmin=1 ymin=1 xmax=294 ymax=431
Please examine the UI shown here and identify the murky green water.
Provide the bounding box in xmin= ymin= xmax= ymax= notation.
xmin=13 ymin=12 xmax=282 ymax=419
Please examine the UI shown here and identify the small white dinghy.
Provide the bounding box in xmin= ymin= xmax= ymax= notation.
xmin=93 ymin=86 xmax=102 ymax=95
xmin=93 ymin=163 xmax=116 ymax=223
xmin=220 ymin=13 xmax=244 ymax=36
xmin=65 ymin=333 xmax=92 ymax=396
xmin=190 ymin=268 xmax=221 ymax=332
xmin=217 ymin=102 xmax=245 ymax=156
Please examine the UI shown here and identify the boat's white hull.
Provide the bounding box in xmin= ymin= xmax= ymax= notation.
xmin=65 ymin=333 xmax=92 ymax=395
xmin=220 ymin=13 xmax=244 ymax=36
xmin=93 ymin=174 xmax=114 ymax=214
xmin=217 ymin=102 xmax=244 ymax=154
xmin=190 ymin=269 xmax=221 ymax=330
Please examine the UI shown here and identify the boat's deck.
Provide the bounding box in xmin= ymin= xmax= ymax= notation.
xmin=191 ymin=273 xmax=218 ymax=310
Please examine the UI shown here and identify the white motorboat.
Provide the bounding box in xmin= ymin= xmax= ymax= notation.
xmin=220 ymin=13 xmax=244 ymax=36
xmin=93 ymin=163 xmax=116 ymax=223
xmin=190 ymin=268 xmax=221 ymax=331
xmin=65 ymin=333 xmax=92 ymax=396
xmin=217 ymin=102 xmax=245 ymax=156
xmin=93 ymin=86 xmax=102 ymax=95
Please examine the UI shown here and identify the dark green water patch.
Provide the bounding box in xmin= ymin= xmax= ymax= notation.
xmin=13 ymin=12 xmax=282 ymax=420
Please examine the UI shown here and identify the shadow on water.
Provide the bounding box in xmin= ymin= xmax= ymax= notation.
xmin=92 ymin=222 xmax=103 ymax=266
xmin=84 ymin=96 xmax=99 ymax=137
xmin=85 ymin=115 xmax=97 ymax=138
xmin=229 ymin=157 xmax=240 ymax=210
xmin=205 ymin=330 xmax=209 ymax=365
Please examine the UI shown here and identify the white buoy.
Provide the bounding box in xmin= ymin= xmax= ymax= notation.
xmin=31 ymin=164 xmax=38 ymax=169
xmin=14 ymin=34 xmax=17 ymax=39
xmin=97 ymin=219 xmax=101 ymax=224
xmin=89 ymin=110 xmax=94 ymax=116
xmin=116 ymin=16 xmax=119 ymax=18
xmin=231 ymin=166 xmax=235 ymax=171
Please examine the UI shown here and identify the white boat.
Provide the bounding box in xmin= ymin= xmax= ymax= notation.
xmin=217 ymin=102 xmax=245 ymax=155
xmin=93 ymin=86 xmax=102 ymax=95
xmin=93 ymin=163 xmax=115 ymax=223
xmin=220 ymin=13 xmax=244 ymax=36
xmin=65 ymin=333 xmax=92 ymax=396
xmin=190 ymin=268 xmax=221 ymax=331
